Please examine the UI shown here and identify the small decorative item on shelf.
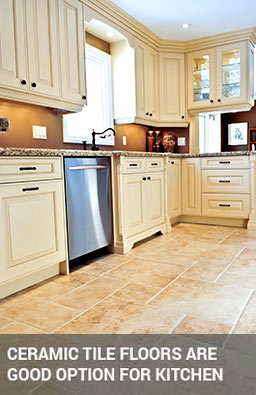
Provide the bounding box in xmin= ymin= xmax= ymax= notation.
xmin=162 ymin=134 xmax=177 ymax=153
xmin=0 ymin=117 xmax=10 ymax=132
xmin=154 ymin=130 xmax=162 ymax=152
xmin=147 ymin=130 xmax=154 ymax=152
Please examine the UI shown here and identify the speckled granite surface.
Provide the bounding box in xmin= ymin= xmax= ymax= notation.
xmin=0 ymin=147 xmax=253 ymax=158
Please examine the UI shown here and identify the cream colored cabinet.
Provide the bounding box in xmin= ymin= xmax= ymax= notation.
xmin=0 ymin=0 xmax=86 ymax=111
xmin=167 ymin=158 xmax=182 ymax=218
xmin=182 ymin=158 xmax=201 ymax=216
xmin=187 ymin=40 xmax=254 ymax=112
xmin=134 ymin=40 xmax=159 ymax=122
xmin=147 ymin=172 xmax=165 ymax=228
xmin=123 ymin=174 xmax=148 ymax=238
xmin=159 ymin=52 xmax=186 ymax=124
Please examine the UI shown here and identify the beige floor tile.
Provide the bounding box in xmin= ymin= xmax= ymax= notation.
xmin=181 ymin=243 xmax=242 ymax=262
xmin=55 ymin=296 xmax=184 ymax=334
xmin=149 ymin=277 xmax=251 ymax=325
xmin=0 ymin=295 xmax=79 ymax=332
xmin=55 ymin=276 xmax=125 ymax=311
xmin=25 ymin=272 xmax=95 ymax=301
xmin=226 ymin=255 xmax=256 ymax=277
xmin=172 ymin=316 xmax=232 ymax=334
xmin=220 ymin=234 xmax=256 ymax=247
xmin=217 ymin=272 xmax=256 ymax=290
xmin=0 ymin=322 xmax=45 ymax=334
xmin=182 ymin=258 xmax=229 ymax=282
xmin=240 ymin=248 xmax=256 ymax=256
xmin=112 ymin=283 xmax=160 ymax=304
xmin=99 ymin=254 xmax=132 ymax=265
xmin=105 ymin=258 xmax=187 ymax=287
xmin=76 ymin=261 xmax=119 ymax=276
xmin=233 ymin=293 xmax=256 ymax=333
xmin=0 ymin=316 xmax=12 ymax=329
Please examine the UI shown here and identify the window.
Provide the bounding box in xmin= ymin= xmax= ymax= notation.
xmin=199 ymin=113 xmax=221 ymax=153
xmin=63 ymin=44 xmax=114 ymax=145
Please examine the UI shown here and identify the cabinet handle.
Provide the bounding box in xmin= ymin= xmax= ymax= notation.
xmin=181 ymin=115 xmax=185 ymax=119
xmin=147 ymin=176 xmax=151 ymax=180
xmin=82 ymin=95 xmax=86 ymax=100
xmin=219 ymin=204 xmax=231 ymax=207
xmin=151 ymin=163 xmax=158 ymax=166
xmin=219 ymin=161 xmax=231 ymax=164
xmin=219 ymin=180 xmax=231 ymax=183
xmin=31 ymin=82 xmax=37 ymax=88
xmin=129 ymin=163 xmax=138 ymax=167
xmin=19 ymin=167 xmax=37 ymax=171
xmin=171 ymin=161 xmax=174 ymax=164
xmin=149 ymin=113 xmax=153 ymax=116
xmin=210 ymin=99 xmax=214 ymax=103
xmin=146 ymin=112 xmax=149 ymax=116
xmin=217 ymin=99 xmax=221 ymax=103
xmin=20 ymin=79 xmax=27 ymax=85
xmin=22 ymin=187 xmax=39 ymax=192
xmin=142 ymin=177 xmax=147 ymax=181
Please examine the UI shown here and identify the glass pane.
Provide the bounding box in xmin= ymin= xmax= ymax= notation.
xmin=222 ymin=49 xmax=240 ymax=98
xmin=193 ymin=55 xmax=210 ymax=102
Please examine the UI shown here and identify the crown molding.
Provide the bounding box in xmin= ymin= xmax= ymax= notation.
xmin=80 ymin=0 xmax=256 ymax=53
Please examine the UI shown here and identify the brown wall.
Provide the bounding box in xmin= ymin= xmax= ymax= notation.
xmin=221 ymin=102 xmax=256 ymax=151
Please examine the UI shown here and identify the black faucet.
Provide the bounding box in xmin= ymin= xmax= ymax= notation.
xmin=91 ymin=128 xmax=115 ymax=151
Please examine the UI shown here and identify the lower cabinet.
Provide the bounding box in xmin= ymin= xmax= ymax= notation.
xmin=182 ymin=158 xmax=201 ymax=216
xmin=167 ymin=158 xmax=182 ymax=218
xmin=0 ymin=179 xmax=66 ymax=294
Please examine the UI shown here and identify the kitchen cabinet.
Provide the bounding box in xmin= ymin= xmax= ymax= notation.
xmin=182 ymin=158 xmax=201 ymax=216
xmin=0 ymin=157 xmax=66 ymax=298
xmin=187 ymin=41 xmax=254 ymax=112
xmin=159 ymin=53 xmax=186 ymax=124
xmin=0 ymin=0 xmax=86 ymax=111
xmin=113 ymin=156 xmax=167 ymax=254
xmin=167 ymin=158 xmax=182 ymax=218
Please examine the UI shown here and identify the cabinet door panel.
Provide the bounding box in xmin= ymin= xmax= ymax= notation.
xmin=0 ymin=181 xmax=65 ymax=282
xmin=159 ymin=53 xmax=185 ymax=121
xmin=182 ymin=158 xmax=201 ymax=215
xmin=59 ymin=0 xmax=85 ymax=103
xmin=147 ymin=48 xmax=159 ymax=120
xmin=168 ymin=159 xmax=182 ymax=218
xmin=123 ymin=174 xmax=147 ymax=237
xmin=0 ymin=0 xmax=27 ymax=91
xmin=26 ymin=0 xmax=60 ymax=97
xmin=135 ymin=41 xmax=148 ymax=119
xmin=147 ymin=172 xmax=165 ymax=228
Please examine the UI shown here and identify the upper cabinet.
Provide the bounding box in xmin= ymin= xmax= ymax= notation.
xmin=0 ymin=0 xmax=86 ymax=111
xmin=187 ymin=40 xmax=254 ymax=112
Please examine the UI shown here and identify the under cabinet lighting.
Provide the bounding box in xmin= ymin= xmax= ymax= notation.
xmin=107 ymin=31 xmax=114 ymax=38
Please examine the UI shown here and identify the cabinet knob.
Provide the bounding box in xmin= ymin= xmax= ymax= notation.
xmin=146 ymin=112 xmax=149 ymax=116
xmin=171 ymin=161 xmax=174 ymax=164
xmin=149 ymin=113 xmax=153 ymax=116
xmin=31 ymin=82 xmax=37 ymax=88
xmin=20 ymin=79 xmax=27 ymax=85
xmin=210 ymin=99 xmax=214 ymax=103
xmin=82 ymin=95 xmax=86 ymax=100
xmin=147 ymin=176 xmax=151 ymax=180
xmin=217 ymin=99 xmax=221 ymax=103
xmin=181 ymin=115 xmax=185 ymax=119
xmin=142 ymin=177 xmax=147 ymax=181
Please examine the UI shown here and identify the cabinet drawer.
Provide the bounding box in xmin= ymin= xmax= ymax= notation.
xmin=201 ymin=156 xmax=249 ymax=169
xmin=202 ymin=169 xmax=250 ymax=193
xmin=202 ymin=193 xmax=250 ymax=218
xmin=146 ymin=158 xmax=164 ymax=171
xmin=122 ymin=158 xmax=145 ymax=173
xmin=0 ymin=157 xmax=62 ymax=183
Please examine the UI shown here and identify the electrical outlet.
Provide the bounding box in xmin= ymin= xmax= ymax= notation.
xmin=33 ymin=125 xmax=47 ymax=140
xmin=177 ymin=137 xmax=186 ymax=146
xmin=123 ymin=136 xmax=127 ymax=145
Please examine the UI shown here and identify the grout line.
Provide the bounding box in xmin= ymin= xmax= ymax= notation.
xmin=227 ymin=289 xmax=254 ymax=336
xmin=145 ymin=257 xmax=201 ymax=305
xmin=0 ymin=315 xmax=49 ymax=334
xmin=217 ymin=229 xmax=236 ymax=245
xmin=213 ymin=247 xmax=245 ymax=283
xmin=50 ymin=281 xmax=130 ymax=334
xmin=168 ymin=314 xmax=187 ymax=334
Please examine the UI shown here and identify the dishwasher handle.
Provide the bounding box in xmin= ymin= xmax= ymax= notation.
xmin=69 ymin=165 xmax=108 ymax=171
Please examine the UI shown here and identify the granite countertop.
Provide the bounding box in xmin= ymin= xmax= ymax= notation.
xmin=0 ymin=147 xmax=254 ymax=158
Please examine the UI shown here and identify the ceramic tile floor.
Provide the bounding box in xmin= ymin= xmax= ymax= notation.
xmin=1 ymin=223 xmax=256 ymax=334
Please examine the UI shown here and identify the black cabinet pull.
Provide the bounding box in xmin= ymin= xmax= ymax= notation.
xmin=142 ymin=177 xmax=146 ymax=181
xmin=171 ymin=161 xmax=174 ymax=164
xmin=219 ymin=161 xmax=231 ymax=164
xmin=146 ymin=112 xmax=149 ymax=116
xmin=210 ymin=99 xmax=214 ymax=103
xmin=149 ymin=113 xmax=153 ymax=116
xmin=219 ymin=180 xmax=231 ymax=183
xmin=181 ymin=115 xmax=185 ymax=119
xmin=217 ymin=99 xmax=221 ymax=103
xmin=22 ymin=187 xmax=39 ymax=192
xmin=20 ymin=79 xmax=27 ymax=85
xmin=219 ymin=204 xmax=231 ymax=207
xmin=31 ymin=82 xmax=37 ymax=88
xmin=82 ymin=95 xmax=86 ymax=100
xmin=129 ymin=163 xmax=138 ymax=167
xmin=19 ymin=167 xmax=37 ymax=171
xmin=147 ymin=176 xmax=151 ymax=180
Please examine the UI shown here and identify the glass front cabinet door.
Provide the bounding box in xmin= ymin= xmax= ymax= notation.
xmin=187 ymin=49 xmax=215 ymax=109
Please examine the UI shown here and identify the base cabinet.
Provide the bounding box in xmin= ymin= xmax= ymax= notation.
xmin=182 ymin=158 xmax=201 ymax=216
xmin=167 ymin=158 xmax=182 ymax=218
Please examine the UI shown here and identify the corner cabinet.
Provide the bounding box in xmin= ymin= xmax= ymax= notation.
xmin=182 ymin=158 xmax=201 ymax=216
xmin=113 ymin=156 xmax=169 ymax=254
xmin=167 ymin=158 xmax=182 ymax=218
xmin=0 ymin=0 xmax=86 ymax=111
xmin=187 ymin=40 xmax=254 ymax=113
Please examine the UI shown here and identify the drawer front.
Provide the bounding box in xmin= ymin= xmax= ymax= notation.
xmin=202 ymin=194 xmax=250 ymax=218
xmin=0 ymin=157 xmax=62 ymax=183
xmin=202 ymin=156 xmax=249 ymax=169
xmin=202 ymin=169 xmax=250 ymax=193
xmin=122 ymin=158 xmax=145 ymax=173
xmin=146 ymin=158 xmax=164 ymax=171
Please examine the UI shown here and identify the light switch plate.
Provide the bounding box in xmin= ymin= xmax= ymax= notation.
xmin=123 ymin=136 xmax=127 ymax=145
xmin=33 ymin=125 xmax=47 ymax=140
xmin=177 ymin=137 xmax=186 ymax=146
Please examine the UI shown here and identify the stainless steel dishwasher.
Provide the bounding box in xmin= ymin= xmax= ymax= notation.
xmin=64 ymin=157 xmax=113 ymax=260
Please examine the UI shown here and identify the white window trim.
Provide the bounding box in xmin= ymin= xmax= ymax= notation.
xmin=63 ymin=44 xmax=114 ymax=145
